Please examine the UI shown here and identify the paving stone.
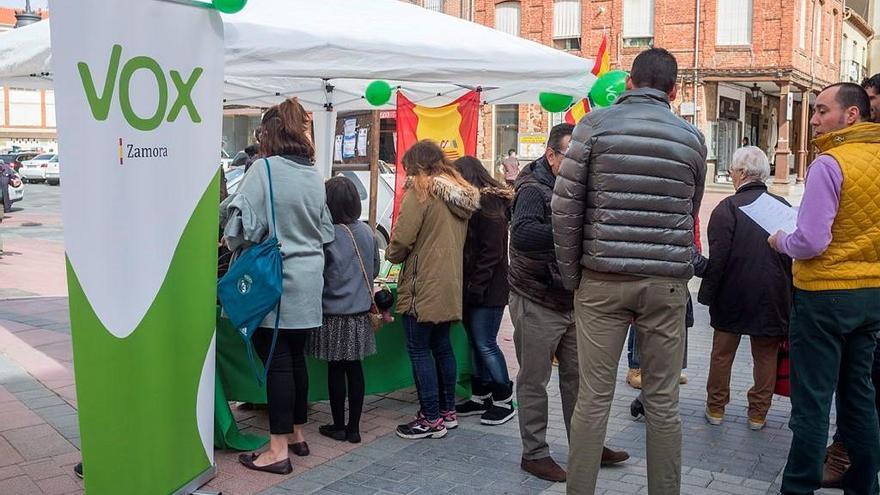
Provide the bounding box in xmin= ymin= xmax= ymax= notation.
xmin=0 ymin=474 xmax=42 ymax=494
xmin=34 ymin=474 xmax=80 ymax=495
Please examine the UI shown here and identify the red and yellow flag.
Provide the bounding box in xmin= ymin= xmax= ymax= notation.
xmin=564 ymin=33 xmax=610 ymax=124
xmin=393 ymin=90 xmax=480 ymax=224
xmin=591 ymin=33 xmax=611 ymax=76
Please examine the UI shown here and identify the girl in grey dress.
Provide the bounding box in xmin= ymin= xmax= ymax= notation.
xmin=307 ymin=176 xmax=378 ymax=443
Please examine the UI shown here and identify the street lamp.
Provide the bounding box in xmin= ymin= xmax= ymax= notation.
xmin=750 ymin=83 xmax=762 ymax=100
xmin=14 ymin=0 xmax=41 ymax=28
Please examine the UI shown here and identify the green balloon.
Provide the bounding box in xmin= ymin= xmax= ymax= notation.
xmin=539 ymin=92 xmax=574 ymax=113
xmin=213 ymin=0 xmax=247 ymax=13
xmin=365 ymin=80 xmax=393 ymax=106
xmin=589 ymin=70 xmax=629 ymax=107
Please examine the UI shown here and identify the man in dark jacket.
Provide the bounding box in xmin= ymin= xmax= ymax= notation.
xmin=509 ymin=123 xmax=628 ymax=483
xmin=551 ymin=48 xmax=707 ymax=494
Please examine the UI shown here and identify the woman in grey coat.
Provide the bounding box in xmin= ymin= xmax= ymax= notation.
xmin=222 ymin=98 xmax=334 ymax=475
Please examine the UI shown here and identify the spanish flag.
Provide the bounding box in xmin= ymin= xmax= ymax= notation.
xmin=393 ymin=90 xmax=480 ymax=224
xmin=591 ymin=33 xmax=611 ymax=76
xmin=564 ymin=33 xmax=610 ymax=124
xmin=564 ymin=98 xmax=591 ymax=125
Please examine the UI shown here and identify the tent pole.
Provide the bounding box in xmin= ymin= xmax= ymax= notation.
xmin=368 ymin=110 xmax=380 ymax=232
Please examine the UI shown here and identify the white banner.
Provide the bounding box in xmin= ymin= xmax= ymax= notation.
xmin=50 ymin=0 xmax=224 ymax=492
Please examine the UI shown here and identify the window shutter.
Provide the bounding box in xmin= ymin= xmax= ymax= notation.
xmin=716 ymin=0 xmax=753 ymax=45
xmin=553 ymin=0 xmax=581 ymax=39
xmin=623 ymin=0 xmax=655 ymax=38
xmin=495 ymin=2 xmax=521 ymax=37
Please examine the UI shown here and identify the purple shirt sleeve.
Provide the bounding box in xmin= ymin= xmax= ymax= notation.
xmin=777 ymin=155 xmax=843 ymax=260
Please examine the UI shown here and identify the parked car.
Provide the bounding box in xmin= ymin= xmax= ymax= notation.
xmin=45 ymin=156 xmax=60 ymax=185
xmin=340 ymin=167 xmax=395 ymax=250
xmin=221 ymin=149 xmax=233 ymax=170
xmin=0 ymin=152 xmax=39 ymax=173
xmin=225 ymin=166 xmax=245 ymax=195
xmin=19 ymin=153 xmax=57 ymax=183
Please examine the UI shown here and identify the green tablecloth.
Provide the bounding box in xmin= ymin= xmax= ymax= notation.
xmin=214 ymin=290 xmax=473 ymax=450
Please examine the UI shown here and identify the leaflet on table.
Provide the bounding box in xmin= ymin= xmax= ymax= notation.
xmin=378 ymin=259 xmax=401 ymax=284
xmin=738 ymin=192 xmax=798 ymax=235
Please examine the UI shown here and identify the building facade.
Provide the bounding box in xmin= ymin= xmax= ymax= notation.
xmin=462 ymin=0 xmax=843 ymax=185
xmin=0 ymin=6 xmax=55 ymax=153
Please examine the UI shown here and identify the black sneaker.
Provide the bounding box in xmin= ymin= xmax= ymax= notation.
xmin=630 ymin=397 xmax=645 ymax=421
xmin=481 ymin=402 xmax=516 ymax=425
xmin=455 ymin=396 xmax=491 ymax=417
xmin=396 ymin=415 xmax=447 ymax=439
xmin=73 ymin=463 xmax=83 ymax=479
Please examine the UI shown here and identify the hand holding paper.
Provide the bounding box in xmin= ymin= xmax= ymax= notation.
xmin=739 ymin=193 xmax=798 ymax=235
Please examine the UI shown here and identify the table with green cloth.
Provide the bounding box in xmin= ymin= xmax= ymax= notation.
xmin=214 ymin=285 xmax=473 ymax=450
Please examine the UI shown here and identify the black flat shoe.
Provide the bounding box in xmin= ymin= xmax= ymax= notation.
xmin=238 ymin=453 xmax=293 ymax=475
xmin=346 ymin=430 xmax=361 ymax=444
xmin=289 ymin=441 xmax=310 ymax=457
xmin=319 ymin=425 xmax=347 ymax=441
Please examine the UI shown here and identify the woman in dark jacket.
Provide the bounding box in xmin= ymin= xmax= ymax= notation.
xmin=452 ymin=156 xmax=516 ymax=426
xmin=697 ymin=146 xmax=792 ymax=431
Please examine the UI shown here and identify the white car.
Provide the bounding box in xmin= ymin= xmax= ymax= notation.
xmin=19 ymin=153 xmax=56 ymax=182
xmin=224 ymin=165 xmax=396 ymax=249
xmin=339 ymin=168 xmax=396 ymax=250
xmin=45 ymin=156 xmax=60 ymax=185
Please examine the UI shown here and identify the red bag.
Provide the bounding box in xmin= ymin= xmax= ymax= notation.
xmin=774 ymin=340 xmax=790 ymax=397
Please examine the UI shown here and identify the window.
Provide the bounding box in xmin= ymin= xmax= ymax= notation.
xmin=813 ymin=2 xmax=822 ymax=57
xmin=45 ymin=90 xmax=55 ymax=128
xmin=494 ymin=105 xmax=519 ymax=163
xmin=623 ymin=0 xmax=654 ymax=46
xmin=716 ymin=0 xmax=753 ymax=45
xmin=424 ymin=0 xmax=443 ymax=13
xmin=553 ymin=0 xmax=581 ymax=50
xmin=495 ymin=2 xmax=520 ymax=37
xmin=828 ymin=11 xmax=835 ymax=64
xmin=799 ymin=0 xmax=808 ymax=49
xmin=8 ymin=88 xmax=41 ymax=126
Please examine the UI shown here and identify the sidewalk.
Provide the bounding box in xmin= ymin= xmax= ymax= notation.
xmin=0 ymin=294 xmax=848 ymax=495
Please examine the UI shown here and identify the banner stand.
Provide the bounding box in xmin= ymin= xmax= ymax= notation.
xmin=173 ymin=465 xmax=218 ymax=495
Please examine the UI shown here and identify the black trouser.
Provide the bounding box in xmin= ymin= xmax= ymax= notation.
xmin=782 ymin=288 xmax=880 ymax=495
xmin=327 ymin=360 xmax=365 ymax=433
xmin=253 ymin=328 xmax=311 ymax=435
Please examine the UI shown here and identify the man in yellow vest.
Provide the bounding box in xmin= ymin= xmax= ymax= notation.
xmin=769 ymin=82 xmax=880 ymax=494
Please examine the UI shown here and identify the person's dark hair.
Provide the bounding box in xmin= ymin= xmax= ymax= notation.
xmin=244 ymin=144 xmax=259 ymax=156
xmin=507 ymin=149 xmax=516 ymax=156
xmin=454 ymin=156 xmax=506 ymax=190
xmin=325 ymin=176 xmax=362 ymax=225
xmin=862 ymin=73 xmax=880 ymax=94
xmin=548 ymin=123 xmax=574 ymax=153
xmin=631 ymin=48 xmax=678 ymax=94
xmin=401 ymin=140 xmax=472 ymax=202
xmin=823 ymin=82 xmax=871 ymax=120
xmin=259 ymin=98 xmax=315 ymax=160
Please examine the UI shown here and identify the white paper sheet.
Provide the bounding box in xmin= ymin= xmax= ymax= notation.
xmin=738 ymin=192 xmax=798 ymax=235
xmin=334 ymin=135 xmax=343 ymax=162
xmin=357 ymin=128 xmax=368 ymax=156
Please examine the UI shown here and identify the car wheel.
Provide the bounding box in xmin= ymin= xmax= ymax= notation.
xmin=48 ymin=180 xmax=59 ymax=186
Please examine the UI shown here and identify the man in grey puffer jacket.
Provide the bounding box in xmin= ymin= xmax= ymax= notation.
xmin=551 ymin=48 xmax=706 ymax=495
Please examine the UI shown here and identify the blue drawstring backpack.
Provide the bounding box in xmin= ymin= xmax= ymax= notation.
xmin=218 ymin=158 xmax=282 ymax=384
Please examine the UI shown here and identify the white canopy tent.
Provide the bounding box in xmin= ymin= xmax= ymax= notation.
xmin=0 ymin=0 xmax=596 ymax=174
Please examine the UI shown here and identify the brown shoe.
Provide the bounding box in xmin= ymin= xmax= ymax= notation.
xmin=521 ymin=456 xmax=566 ymax=482
xmin=626 ymin=368 xmax=642 ymax=389
xmin=821 ymin=441 xmax=850 ymax=489
xmin=601 ymin=446 xmax=630 ymax=466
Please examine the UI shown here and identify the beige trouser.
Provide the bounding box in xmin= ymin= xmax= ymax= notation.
xmin=510 ymin=292 xmax=579 ymax=461
xmin=567 ymin=274 xmax=688 ymax=495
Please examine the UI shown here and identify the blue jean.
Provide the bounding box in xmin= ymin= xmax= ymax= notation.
xmin=403 ymin=315 xmax=457 ymax=421
xmin=464 ymin=306 xmax=510 ymax=389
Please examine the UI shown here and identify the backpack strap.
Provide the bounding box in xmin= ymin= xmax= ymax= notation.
xmin=264 ymin=158 xmax=277 ymax=238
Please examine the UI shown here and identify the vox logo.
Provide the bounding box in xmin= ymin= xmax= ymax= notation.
xmin=77 ymin=44 xmax=204 ymax=132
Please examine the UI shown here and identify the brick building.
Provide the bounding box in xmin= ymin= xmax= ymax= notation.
xmin=457 ymin=0 xmax=843 ymax=185
xmin=0 ymin=5 xmax=55 ymax=153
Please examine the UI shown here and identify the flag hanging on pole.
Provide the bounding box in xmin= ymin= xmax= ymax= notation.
xmin=591 ymin=32 xmax=611 ymax=76
xmin=564 ymin=98 xmax=591 ymax=125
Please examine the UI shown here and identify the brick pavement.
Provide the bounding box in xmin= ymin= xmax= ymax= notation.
xmin=0 ymin=294 xmax=853 ymax=495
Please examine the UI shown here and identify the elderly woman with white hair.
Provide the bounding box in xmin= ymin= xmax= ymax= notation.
xmin=697 ymin=146 xmax=793 ymax=431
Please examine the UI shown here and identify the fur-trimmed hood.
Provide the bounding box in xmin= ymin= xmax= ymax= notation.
xmin=405 ymin=175 xmax=481 ymax=220
xmin=480 ymin=185 xmax=514 ymax=201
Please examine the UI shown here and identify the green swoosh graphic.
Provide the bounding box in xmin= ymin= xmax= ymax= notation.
xmin=67 ymin=172 xmax=219 ymax=494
